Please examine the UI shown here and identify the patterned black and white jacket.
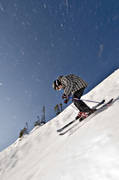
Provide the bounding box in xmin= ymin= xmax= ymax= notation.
xmin=58 ymin=74 xmax=87 ymax=97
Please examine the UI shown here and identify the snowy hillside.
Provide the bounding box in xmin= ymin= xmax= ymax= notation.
xmin=0 ymin=69 xmax=119 ymax=180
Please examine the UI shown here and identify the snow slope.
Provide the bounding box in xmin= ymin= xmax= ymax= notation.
xmin=0 ymin=69 xmax=119 ymax=180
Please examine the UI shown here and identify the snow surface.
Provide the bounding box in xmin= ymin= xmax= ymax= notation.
xmin=0 ymin=69 xmax=119 ymax=180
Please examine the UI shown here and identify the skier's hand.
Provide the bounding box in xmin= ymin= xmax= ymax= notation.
xmin=62 ymin=94 xmax=67 ymax=99
xmin=64 ymin=99 xmax=68 ymax=104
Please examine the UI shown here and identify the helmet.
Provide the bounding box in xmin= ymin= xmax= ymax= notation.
xmin=52 ymin=79 xmax=61 ymax=90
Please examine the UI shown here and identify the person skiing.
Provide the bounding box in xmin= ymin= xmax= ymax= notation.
xmin=52 ymin=74 xmax=93 ymax=120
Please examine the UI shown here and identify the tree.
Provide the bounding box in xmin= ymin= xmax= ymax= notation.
xmin=41 ymin=106 xmax=46 ymax=123
xmin=59 ymin=103 xmax=63 ymax=112
xmin=34 ymin=106 xmax=46 ymax=127
xmin=19 ymin=122 xmax=28 ymax=138
xmin=54 ymin=104 xmax=60 ymax=115
xmin=34 ymin=116 xmax=41 ymax=126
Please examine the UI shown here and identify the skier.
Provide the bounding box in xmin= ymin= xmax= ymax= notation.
xmin=52 ymin=74 xmax=94 ymax=119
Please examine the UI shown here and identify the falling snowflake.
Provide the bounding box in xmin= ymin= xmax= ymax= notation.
xmin=98 ymin=44 xmax=104 ymax=57
xmin=65 ymin=0 xmax=69 ymax=14
xmin=43 ymin=3 xmax=47 ymax=9
xmin=0 ymin=3 xmax=4 ymax=12
xmin=0 ymin=82 xmax=3 ymax=86
xmin=60 ymin=23 xmax=64 ymax=28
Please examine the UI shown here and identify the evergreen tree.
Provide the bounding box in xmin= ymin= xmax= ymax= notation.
xmin=34 ymin=116 xmax=41 ymax=126
xmin=54 ymin=104 xmax=60 ymax=115
xmin=41 ymin=106 xmax=46 ymax=123
xmin=19 ymin=122 xmax=28 ymax=138
xmin=59 ymin=103 xmax=63 ymax=112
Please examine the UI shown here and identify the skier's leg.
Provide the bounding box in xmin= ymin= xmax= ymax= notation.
xmin=73 ymin=89 xmax=91 ymax=112
xmin=74 ymin=99 xmax=91 ymax=112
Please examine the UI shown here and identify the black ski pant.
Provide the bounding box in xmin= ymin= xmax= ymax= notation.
xmin=72 ymin=88 xmax=91 ymax=112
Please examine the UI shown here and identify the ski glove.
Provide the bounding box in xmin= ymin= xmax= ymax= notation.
xmin=62 ymin=94 xmax=67 ymax=99
xmin=62 ymin=94 xmax=69 ymax=104
xmin=64 ymin=99 xmax=68 ymax=104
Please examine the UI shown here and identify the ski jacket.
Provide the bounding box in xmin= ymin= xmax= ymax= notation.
xmin=58 ymin=74 xmax=87 ymax=97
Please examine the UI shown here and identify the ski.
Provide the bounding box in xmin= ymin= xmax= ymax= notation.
xmin=68 ymin=98 xmax=114 ymax=136
xmin=59 ymin=98 xmax=113 ymax=136
xmin=57 ymin=99 xmax=105 ymax=133
xmin=92 ymin=99 xmax=105 ymax=109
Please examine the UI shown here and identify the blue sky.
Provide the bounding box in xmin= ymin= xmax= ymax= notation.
xmin=0 ymin=0 xmax=118 ymax=151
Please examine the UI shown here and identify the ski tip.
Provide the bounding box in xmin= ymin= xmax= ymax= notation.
xmin=106 ymin=98 xmax=114 ymax=105
xmin=57 ymin=129 xmax=61 ymax=132
xmin=109 ymin=98 xmax=114 ymax=102
xmin=59 ymin=133 xmax=64 ymax=136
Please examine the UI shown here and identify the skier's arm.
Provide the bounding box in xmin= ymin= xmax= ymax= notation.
xmin=61 ymin=76 xmax=73 ymax=97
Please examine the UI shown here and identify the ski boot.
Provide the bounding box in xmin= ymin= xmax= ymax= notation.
xmin=75 ymin=111 xmax=89 ymax=121
xmin=75 ymin=109 xmax=97 ymax=122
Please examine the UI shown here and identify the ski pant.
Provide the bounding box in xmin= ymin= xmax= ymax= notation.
xmin=72 ymin=88 xmax=91 ymax=112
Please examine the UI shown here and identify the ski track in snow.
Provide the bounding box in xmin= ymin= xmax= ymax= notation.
xmin=0 ymin=69 xmax=119 ymax=180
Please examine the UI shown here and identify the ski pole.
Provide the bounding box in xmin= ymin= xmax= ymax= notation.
xmin=69 ymin=97 xmax=101 ymax=104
